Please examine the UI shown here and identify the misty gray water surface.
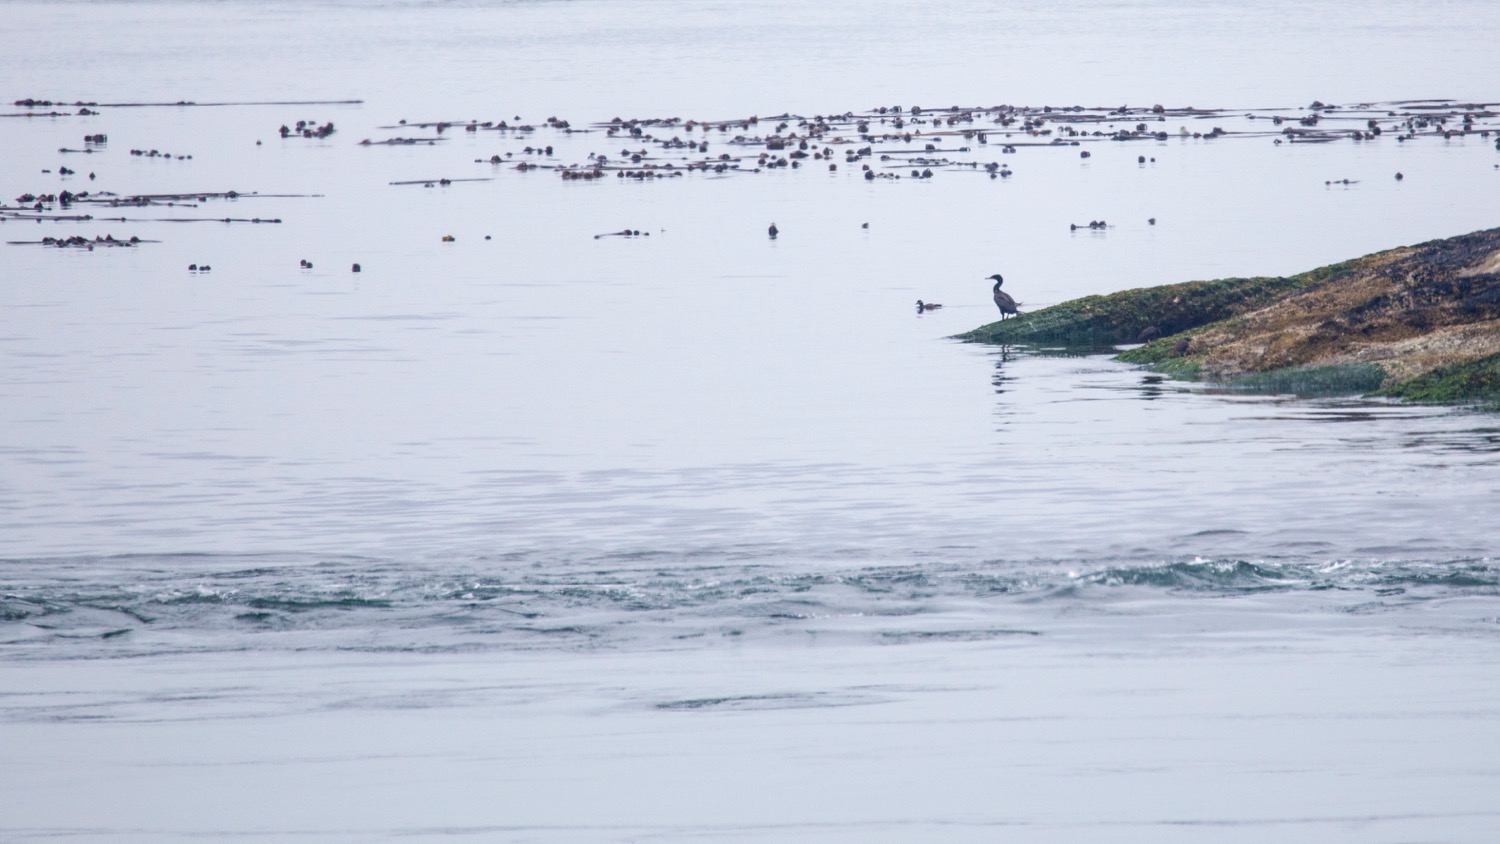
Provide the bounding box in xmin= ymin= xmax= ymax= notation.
xmin=3 ymin=1 xmax=1500 ymax=840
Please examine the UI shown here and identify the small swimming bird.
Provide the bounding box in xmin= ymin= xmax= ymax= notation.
xmin=916 ymin=300 xmax=942 ymax=312
xmin=987 ymin=274 xmax=1020 ymax=319
xmin=768 ymin=222 xmax=779 ymax=239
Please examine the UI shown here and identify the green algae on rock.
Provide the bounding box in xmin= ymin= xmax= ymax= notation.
xmin=961 ymin=226 xmax=1500 ymax=405
xmin=1376 ymin=352 xmax=1500 ymax=406
xmin=1216 ymin=363 xmax=1388 ymax=397
xmin=957 ymin=265 xmax=1356 ymax=348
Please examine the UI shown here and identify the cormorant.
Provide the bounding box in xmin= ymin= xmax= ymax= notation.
xmin=987 ymin=274 xmax=1020 ymax=319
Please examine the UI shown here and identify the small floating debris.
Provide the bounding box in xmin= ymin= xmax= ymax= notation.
xmin=441 ymin=234 xmax=455 ymax=242
xmin=593 ymin=229 xmax=648 ymax=239
xmin=1070 ymin=220 xmax=1108 ymax=231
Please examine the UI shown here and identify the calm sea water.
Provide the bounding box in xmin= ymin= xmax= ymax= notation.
xmin=3 ymin=0 xmax=1500 ymax=840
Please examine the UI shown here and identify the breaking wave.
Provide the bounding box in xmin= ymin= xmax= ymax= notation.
xmin=3 ymin=552 xmax=1496 ymax=656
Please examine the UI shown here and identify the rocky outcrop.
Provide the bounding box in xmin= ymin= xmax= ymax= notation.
xmin=961 ymin=227 xmax=1500 ymax=404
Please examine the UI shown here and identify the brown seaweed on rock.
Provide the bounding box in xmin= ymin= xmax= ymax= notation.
xmin=962 ymin=226 xmax=1500 ymax=404
xmin=1150 ymin=227 xmax=1500 ymax=388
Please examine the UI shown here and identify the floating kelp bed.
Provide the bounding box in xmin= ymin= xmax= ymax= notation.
xmin=348 ymin=98 xmax=1500 ymax=184
xmin=128 ymin=149 xmax=191 ymax=159
xmin=3 ymin=190 xmax=319 ymax=224
xmin=8 ymin=235 xmax=155 ymax=249
xmin=2 ymin=182 xmax=315 ymax=251
xmin=14 ymin=94 xmax=1493 ymax=195
xmin=0 ymin=213 xmax=282 ymax=223
xmin=279 ymin=120 xmax=335 ymax=139
xmin=78 ymin=191 xmax=317 ymax=205
xmin=359 ymin=137 xmax=447 ymax=146
xmin=388 ymin=177 xmax=494 ymax=187
xmin=151 ymin=217 xmax=283 ymax=223
xmin=2 ymin=98 xmax=362 ymax=119
xmin=5 ymin=96 xmax=1498 ymax=274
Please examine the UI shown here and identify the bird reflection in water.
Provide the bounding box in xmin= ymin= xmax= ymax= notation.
xmin=1138 ymin=373 xmax=1166 ymax=401
xmin=990 ymin=346 xmax=1015 ymax=395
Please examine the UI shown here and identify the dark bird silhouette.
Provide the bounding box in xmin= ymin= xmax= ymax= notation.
xmin=768 ymin=222 xmax=779 ymax=239
xmin=916 ymin=300 xmax=942 ymax=312
xmin=987 ymin=274 xmax=1020 ymax=319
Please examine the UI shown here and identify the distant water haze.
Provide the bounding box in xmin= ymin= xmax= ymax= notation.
xmin=5 ymin=0 xmax=1500 ymax=115
xmin=3 ymin=1 xmax=1500 ymax=840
